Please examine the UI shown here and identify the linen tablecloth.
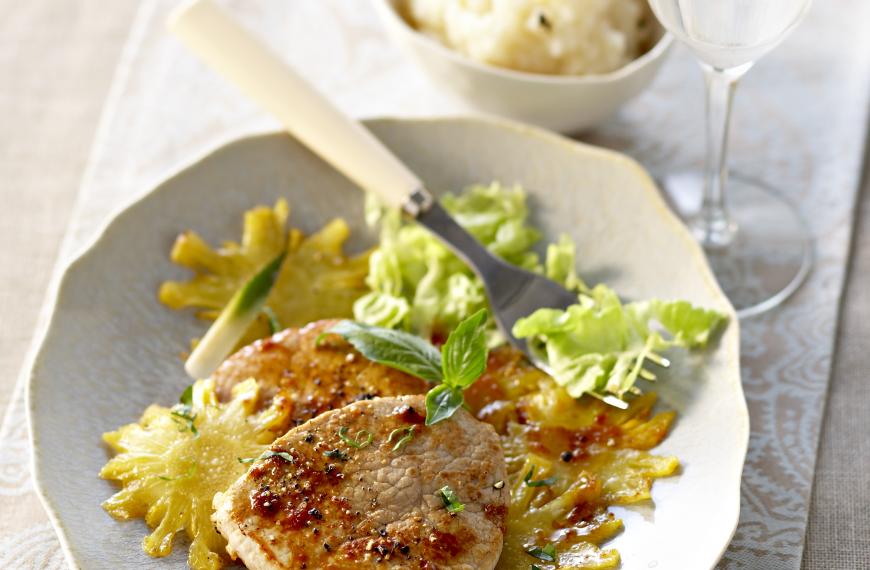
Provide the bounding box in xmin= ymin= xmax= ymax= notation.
xmin=2 ymin=1 xmax=869 ymax=568
xmin=802 ymin=149 xmax=870 ymax=567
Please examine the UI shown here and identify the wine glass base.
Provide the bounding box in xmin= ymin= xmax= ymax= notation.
xmin=661 ymin=171 xmax=813 ymax=318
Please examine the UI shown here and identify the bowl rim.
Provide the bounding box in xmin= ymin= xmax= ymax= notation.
xmin=374 ymin=0 xmax=674 ymax=85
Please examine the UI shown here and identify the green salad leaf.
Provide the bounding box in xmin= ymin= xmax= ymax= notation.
xmin=513 ymin=284 xmax=727 ymax=405
xmin=352 ymin=183 xmax=726 ymax=409
xmin=545 ymin=234 xmax=585 ymax=291
xmin=327 ymin=310 xmax=490 ymax=425
xmin=354 ymin=183 xmax=582 ymax=340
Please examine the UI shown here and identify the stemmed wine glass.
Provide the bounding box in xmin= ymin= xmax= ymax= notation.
xmin=647 ymin=0 xmax=814 ymax=317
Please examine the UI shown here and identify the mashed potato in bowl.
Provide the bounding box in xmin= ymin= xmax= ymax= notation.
xmin=401 ymin=0 xmax=656 ymax=75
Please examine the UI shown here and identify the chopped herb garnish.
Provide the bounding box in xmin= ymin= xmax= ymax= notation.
xmin=526 ymin=543 xmax=557 ymax=562
xmin=387 ymin=425 xmax=416 ymax=451
xmin=438 ymin=485 xmax=465 ymax=515
xmin=262 ymin=305 xmax=282 ymax=334
xmin=238 ymin=450 xmax=294 ymax=464
xmin=170 ymin=405 xmax=198 ymax=437
xmin=531 ymin=565 xmax=543 ymax=570
xmin=338 ymin=426 xmax=373 ymax=449
xmin=324 ymin=449 xmax=349 ymax=461
xmin=524 ymin=465 xmax=558 ymax=487
xmin=328 ymin=310 xmax=490 ymax=426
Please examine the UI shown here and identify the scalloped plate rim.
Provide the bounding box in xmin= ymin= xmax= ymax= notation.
xmin=26 ymin=114 xmax=748 ymax=569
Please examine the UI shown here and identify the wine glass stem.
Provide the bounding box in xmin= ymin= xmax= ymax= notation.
xmin=692 ymin=64 xmax=747 ymax=249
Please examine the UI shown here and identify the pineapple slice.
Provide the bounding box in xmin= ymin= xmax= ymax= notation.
xmin=498 ymin=455 xmax=622 ymax=570
xmin=159 ymin=200 xmax=371 ymax=346
xmin=100 ymin=379 xmax=276 ymax=570
xmin=466 ymin=347 xmax=679 ymax=570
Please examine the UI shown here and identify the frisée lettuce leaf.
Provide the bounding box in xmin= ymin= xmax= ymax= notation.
xmin=354 ymin=183 xmax=584 ymax=340
xmin=513 ymin=285 xmax=727 ymax=406
xmin=356 ymin=181 xmax=726 ymax=408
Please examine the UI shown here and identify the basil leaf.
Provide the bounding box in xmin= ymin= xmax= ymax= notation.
xmin=438 ymin=485 xmax=465 ymax=514
xmin=425 ymin=384 xmax=464 ymax=426
xmin=327 ymin=320 xmax=442 ymax=383
xmin=526 ymin=543 xmax=557 ymax=562
xmin=441 ymin=308 xmax=489 ymax=388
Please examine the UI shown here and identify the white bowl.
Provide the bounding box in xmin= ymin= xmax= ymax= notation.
xmin=374 ymin=0 xmax=673 ymax=133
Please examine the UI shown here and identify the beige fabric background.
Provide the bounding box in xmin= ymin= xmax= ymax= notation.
xmin=1 ymin=0 xmax=868 ymax=568
xmin=0 ymin=0 xmax=139 ymax=543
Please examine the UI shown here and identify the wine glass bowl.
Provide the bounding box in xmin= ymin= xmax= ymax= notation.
xmin=647 ymin=0 xmax=814 ymax=318
xmin=649 ymin=0 xmax=813 ymax=69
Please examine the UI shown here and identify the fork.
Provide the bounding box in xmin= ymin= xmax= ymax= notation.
xmin=169 ymin=0 xmax=579 ymax=365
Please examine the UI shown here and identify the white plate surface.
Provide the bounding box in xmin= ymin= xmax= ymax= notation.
xmin=29 ymin=117 xmax=748 ymax=569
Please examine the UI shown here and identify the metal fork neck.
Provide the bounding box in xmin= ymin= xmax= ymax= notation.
xmin=401 ymin=188 xmax=435 ymax=218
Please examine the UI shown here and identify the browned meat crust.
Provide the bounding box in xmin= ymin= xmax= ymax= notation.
xmin=212 ymin=320 xmax=431 ymax=428
xmin=213 ymin=395 xmax=508 ymax=570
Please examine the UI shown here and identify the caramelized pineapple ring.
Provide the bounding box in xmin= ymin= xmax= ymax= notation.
xmin=466 ymin=346 xmax=679 ymax=570
xmin=100 ymin=379 xmax=280 ymax=570
xmin=159 ymin=199 xmax=371 ymax=347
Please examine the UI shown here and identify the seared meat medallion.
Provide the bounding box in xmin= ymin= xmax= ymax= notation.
xmin=212 ymin=320 xmax=430 ymax=425
xmin=213 ymin=395 xmax=508 ymax=569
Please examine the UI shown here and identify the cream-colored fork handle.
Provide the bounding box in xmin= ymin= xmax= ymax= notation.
xmin=168 ymin=0 xmax=422 ymax=210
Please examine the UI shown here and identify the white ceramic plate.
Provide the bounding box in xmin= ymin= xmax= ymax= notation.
xmin=29 ymin=117 xmax=748 ymax=569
